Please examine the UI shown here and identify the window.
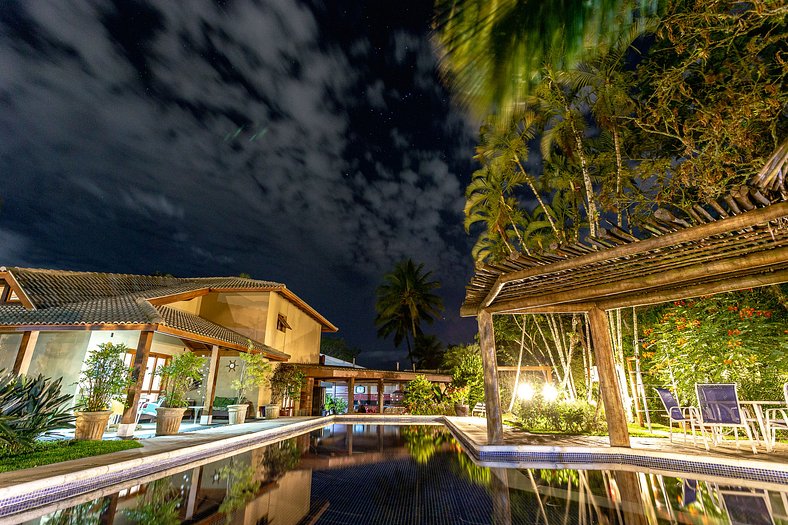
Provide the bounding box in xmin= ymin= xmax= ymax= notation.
xmin=276 ymin=314 xmax=291 ymax=333
xmin=124 ymin=352 xmax=171 ymax=402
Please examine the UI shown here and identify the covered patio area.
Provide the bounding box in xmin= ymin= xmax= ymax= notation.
xmin=289 ymin=363 xmax=452 ymax=415
xmin=461 ymin=180 xmax=788 ymax=448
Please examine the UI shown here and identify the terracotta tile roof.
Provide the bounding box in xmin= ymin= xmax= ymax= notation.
xmin=6 ymin=267 xmax=282 ymax=309
xmin=0 ymin=267 xmax=331 ymax=359
xmin=0 ymin=296 xmax=160 ymax=325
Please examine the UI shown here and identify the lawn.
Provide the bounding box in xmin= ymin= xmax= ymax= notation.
xmin=0 ymin=440 xmax=143 ymax=473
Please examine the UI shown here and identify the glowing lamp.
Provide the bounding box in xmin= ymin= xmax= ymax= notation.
xmin=517 ymin=382 xmax=535 ymax=401
xmin=542 ymin=383 xmax=559 ymax=402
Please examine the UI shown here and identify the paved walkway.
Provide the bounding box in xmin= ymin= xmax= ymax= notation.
xmin=447 ymin=416 xmax=788 ymax=465
xmin=0 ymin=416 xmax=321 ymax=489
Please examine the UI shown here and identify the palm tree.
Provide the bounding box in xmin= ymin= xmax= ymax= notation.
xmin=560 ymin=18 xmax=654 ymax=227
xmin=375 ymin=260 xmax=444 ymax=366
xmin=476 ymin=111 xmax=564 ymax=241
xmin=464 ymin=167 xmax=521 ymax=254
xmin=535 ymin=64 xmax=601 ymax=237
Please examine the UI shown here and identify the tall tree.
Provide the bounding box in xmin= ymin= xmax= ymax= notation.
xmin=375 ymin=260 xmax=444 ymax=366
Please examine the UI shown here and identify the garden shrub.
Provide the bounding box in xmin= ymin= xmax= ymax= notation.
xmin=443 ymin=344 xmax=485 ymax=407
xmin=0 ymin=371 xmax=74 ymax=453
xmin=641 ymin=289 xmax=788 ymax=403
xmin=514 ymin=396 xmax=605 ymax=434
xmin=404 ymin=375 xmax=449 ymax=415
xmin=324 ymin=394 xmax=347 ymax=414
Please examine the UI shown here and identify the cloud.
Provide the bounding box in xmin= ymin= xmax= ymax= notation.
xmin=0 ymin=1 xmax=478 ymax=363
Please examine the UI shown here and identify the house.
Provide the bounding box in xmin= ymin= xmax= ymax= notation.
xmin=0 ymin=266 xmax=337 ymax=436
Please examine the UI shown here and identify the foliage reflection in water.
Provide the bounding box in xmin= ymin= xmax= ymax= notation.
xmin=24 ymin=424 xmax=788 ymax=525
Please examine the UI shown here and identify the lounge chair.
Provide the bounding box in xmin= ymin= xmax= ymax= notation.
xmin=655 ymin=387 xmax=699 ymax=444
xmin=472 ymin=402 xmax=486 ymax=417
xmin=135 ymin=399 xmax=162 ymax=424
xmin=764 ymin=383 xmax=788 ymax=452
xmin=695 ymin=383 xmax=758 ymax=454
xmin=720 ymin=488 xmax=775 ymax=525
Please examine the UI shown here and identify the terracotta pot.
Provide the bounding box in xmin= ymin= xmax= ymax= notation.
xmin=454 ymin=404 xmax=470 ymax=417
xmin=75 ymin=410 xmax=112 ymax=440
xmin=265 ymin=404 xmax=280 ymax=420
xmin=156 ymin=407 xmax=186 ymax=436
xmin=227 ymin=404 xmax=248 ymax=425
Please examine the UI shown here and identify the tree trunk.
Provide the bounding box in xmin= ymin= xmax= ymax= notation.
xmin=513 ymin=154 xmax=562 ymax=240
xmin=612 ymin=126 xmax=624 ymax=228
xmin=568 ymin=116 xmax=600 ymax=237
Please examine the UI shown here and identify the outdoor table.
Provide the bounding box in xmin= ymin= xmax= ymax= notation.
xmin=739 ymin=400 xmax=784 ymax=450
xmin=188 ymin=405 xmax=204 ymax=425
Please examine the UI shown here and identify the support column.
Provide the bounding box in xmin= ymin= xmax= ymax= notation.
xmin=299 ymin=377 xmax=314 ymax=416
xmin=478 ymin=309 xmax=503 ymax=444
xmin=347 ymin=377 xmax=355 ymax=413
xmin=118 ymin=331 xmax=154 ymax=438
xmin=588 ymin=306 xmax=630 ymax=447
xmin=13 ymin=330 xmax=39 ymax=375
xmin=201 ymin=345 xmax=220 ymax=424
xmin=377 ymin=379 xmax=385 ymax=414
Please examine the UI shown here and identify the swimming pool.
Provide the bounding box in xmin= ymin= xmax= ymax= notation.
xmin=7 ymin=424 xmax=788 ymax=524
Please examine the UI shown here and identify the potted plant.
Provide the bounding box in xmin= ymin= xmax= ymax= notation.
xmin=156 ymin=351 xmax=204 ymax=435
xmin=229 ymin=352 xmax=272 ymax=424
xmin=75 ymin=342 xmax=134 ymax=440
xmin=267 ymin=364 xmax=305 ymax=419
xmin=446 ymin=384 xmax=470 ymax=417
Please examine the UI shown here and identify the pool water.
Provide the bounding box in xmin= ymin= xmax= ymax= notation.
xmin=15 ymin=424 xmax=788 ymax=524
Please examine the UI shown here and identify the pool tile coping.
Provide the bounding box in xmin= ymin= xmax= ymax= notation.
xmin=2 ymin=414 xmax=788 ymax=518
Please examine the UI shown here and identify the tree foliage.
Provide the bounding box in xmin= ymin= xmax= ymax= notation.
xmin=76 ymin=342 xmax=134 ymax=412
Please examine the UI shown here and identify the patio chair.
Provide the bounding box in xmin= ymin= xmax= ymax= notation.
xmin=471 ymin=402 xmax=486 ymax=417
xmin=108 ymin=399 xmax=125 ymax=426
xmin=695 ymin=383 xmax=758 ymax=454
xmin=764 ymin=383 xmax=788 ymax=452
xmin=135 ymin=399 xmax=162 ymax=424
xmin=720 ymin=488 xmax=775 ymax=525
xmin=655 ymin=387 xmax=699 ymax=444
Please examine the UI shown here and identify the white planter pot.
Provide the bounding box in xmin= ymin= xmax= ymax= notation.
xmin=227 ymin=404 xmax=248 ymax=425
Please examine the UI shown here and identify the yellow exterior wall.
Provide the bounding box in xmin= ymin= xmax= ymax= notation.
xmin=264 ymin=292 xmax=321 ymax=364
xmin=199 ymin=292 xmax=269 ymax=343
xmin=166 ymin=296 xmax=203 ymax=315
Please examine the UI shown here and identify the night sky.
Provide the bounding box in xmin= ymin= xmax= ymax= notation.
xmin=0 ymin=1 xmax=480 ymax=367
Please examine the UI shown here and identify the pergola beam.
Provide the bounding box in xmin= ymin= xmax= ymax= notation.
xmin=475 ymin=248 xmax=788 ymax=315
xmin=481 ymin=202 xmax=788 ymax=308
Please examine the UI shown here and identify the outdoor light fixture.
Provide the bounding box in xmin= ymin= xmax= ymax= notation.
xmin=517 ymin=382 xmax=535 ymax=401
xmin=542 ymin=383 xmax=559 ymax=402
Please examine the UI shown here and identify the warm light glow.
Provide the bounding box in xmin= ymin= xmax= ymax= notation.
xmin=517 ymin=382 xmax=535 ymax=401
xmin=542 ymin=383 xmax=559 ymax=402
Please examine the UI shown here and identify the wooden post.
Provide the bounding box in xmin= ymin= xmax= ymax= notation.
xmin=377 ymin=379 xmax=385 ymax=414
xmin=117 ymin=331 xmax=154 ymax=438
xmin=299 ymin=377 xmax=315 ymax=416
xmin=201 ymin=345 xmax=220 ymax=424
xmin=184 ymin=466 xmax=202 ymax=520
xmin=12 ymin=330 xmax=39 ymax=375
xmin=588 ymin=307 xmax=630 ymax=447
xmin=347 ymin=377 xmax=355 ymax=413
xmin=478 ymin=309 xmax=503 ymax=444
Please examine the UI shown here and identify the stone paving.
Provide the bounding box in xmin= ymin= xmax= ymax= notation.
xmin=447 ymin=416 xmax=788 ymax=465
xmin=0 ymin=416 xmax=321 ymax=489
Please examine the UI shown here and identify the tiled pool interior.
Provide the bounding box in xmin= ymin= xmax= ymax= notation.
xmin=10 ymin=424 xmax=788 ymax=524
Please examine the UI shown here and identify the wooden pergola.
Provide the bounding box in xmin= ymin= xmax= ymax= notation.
xmin=461 ymin=180 xmax=788 ymax=445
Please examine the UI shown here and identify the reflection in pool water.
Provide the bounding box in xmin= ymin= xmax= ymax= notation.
xmin=19 ymin=424 xmax=788 ymax=524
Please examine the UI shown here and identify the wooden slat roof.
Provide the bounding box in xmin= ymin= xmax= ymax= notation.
xmin=462 ymin=188 xmax=788 ymax=316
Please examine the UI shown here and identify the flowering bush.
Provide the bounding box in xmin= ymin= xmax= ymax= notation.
xmin=640 ymin=289 xmax=788 ymax=403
